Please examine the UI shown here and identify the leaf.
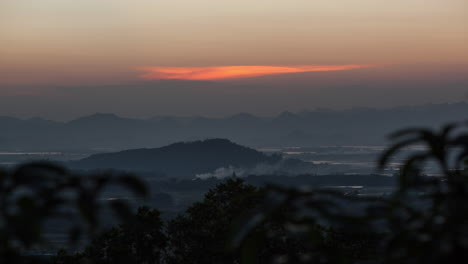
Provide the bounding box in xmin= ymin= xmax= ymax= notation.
xmin=117 ymin=174 xmax=149 ymax=198
xmin=240 ymin=232 xmax=264 ymax=264
xmin=450 ymin=134 xmax=468 ymax=146
xmin=77 ymin=195 xmax=98 ymax=228
xmin=68 ymin=226 xmax=82 ymax=245
xmin=378 ymin=138 xmax=420 ymax=169
xmin=12 ymin=162 xmax=67 ymax=188
xmin=440 ymin=123 xmax=457 ymax=139
xmin=16 ymin=195 xmax=37 ymax=211
xmin=456 ymin=149 xmax=468 ymax=168
xmin=110 ymin=200 xmax=134 ymax=223
xmin=388 ymin=128 xmax=431 ymax=140
xmin=229 ymin=212 xmax=265 ymax=249
xmin=91 ymin=174 xmax=111 ymax=194
xmin=399 ymin=153 xmax=430 ymax=190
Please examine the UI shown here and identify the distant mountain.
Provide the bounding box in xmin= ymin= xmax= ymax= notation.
xmin=68 ymin=113 xmax=136 ymax=127
xmin=1 ymin=103 xmax=468 ymax=151
xmin=70 ymin=139 xmax=281 ymax=178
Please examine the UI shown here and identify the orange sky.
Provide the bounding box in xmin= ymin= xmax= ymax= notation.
xmin=137 ymin=65 xmax=374 ymax=81
xmin=0 ymin=0 xmax=467 ymax=85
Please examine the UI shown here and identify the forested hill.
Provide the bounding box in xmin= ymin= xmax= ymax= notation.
xmin=70 ymin=139 xmax=281 ymax=177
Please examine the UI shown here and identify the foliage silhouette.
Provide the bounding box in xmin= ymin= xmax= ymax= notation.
xmin=54 ymin=178 xmax=307 ymax=264
xmin=0 ymin=162 xmax=148 ymax=263
xmin=232 ymin=121 xmax=468 ymax=263
xmin=54 ymin=206 xmax=166 ymax=264
xmin=165 ymin=178 xmax=305 ymax=264
xmin=4 ymin=121 xmax=468 ymax=264
xmin=165 ymin=178 xmax=260 ymax=264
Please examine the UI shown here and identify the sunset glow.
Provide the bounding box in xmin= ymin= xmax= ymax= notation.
xmin=1 ymin=0 xmax=467 ymax=119
xmin=137 ymin=65 xmax=374 ymax=81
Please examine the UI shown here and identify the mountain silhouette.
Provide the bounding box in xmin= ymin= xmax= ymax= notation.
xmin=2 ymin=103 xmax=468 ymax=151
xmin=70 ymin=139 xmax=281 ymax=178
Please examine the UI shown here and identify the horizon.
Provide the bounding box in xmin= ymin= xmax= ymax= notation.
xmin=2 ymin=101 xmax=468 ymax=122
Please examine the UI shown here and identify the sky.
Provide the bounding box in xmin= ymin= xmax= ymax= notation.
xmin=0 ymin=0 xmax=467 ymax=120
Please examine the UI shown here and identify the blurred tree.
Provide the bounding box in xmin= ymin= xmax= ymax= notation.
xmin=0 ymin=162 xmax=148 ymax=263
xmin=232 ymin=122 xmax=468 ymax=264
xmin=9 ymin=121 xmax=468 ymax=264
xmin=55 ymin=206 xmax=166 ymax=264
xmin=165 ymin=178 xmax=260 ymax=264
xmin=166 ymin=178 xmax=306 ymax=264
xmin=377 ymin=123 xmax=468 ymax=263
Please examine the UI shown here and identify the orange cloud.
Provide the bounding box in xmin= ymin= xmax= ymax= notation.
xmin=137 ymin=64 xmax=374 ymax=81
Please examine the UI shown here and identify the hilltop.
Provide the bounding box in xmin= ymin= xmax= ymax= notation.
xmin=70 ymin=139 xmax=282 ymax=178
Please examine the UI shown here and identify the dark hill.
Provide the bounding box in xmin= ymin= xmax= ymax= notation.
xmin=70 ymin=139 xmax=281 ymax=178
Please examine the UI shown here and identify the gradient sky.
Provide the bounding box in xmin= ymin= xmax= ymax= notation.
xmin=0 ymin=0 xmax=467 ymax=119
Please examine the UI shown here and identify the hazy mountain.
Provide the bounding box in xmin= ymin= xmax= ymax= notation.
xmin=1 ymin=103 xmax=468 ymax=151
xmin=70 ymin=139 xmax=281 ymax=178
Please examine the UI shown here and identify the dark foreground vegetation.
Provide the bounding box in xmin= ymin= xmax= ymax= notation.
xmin=1 ymin=122 xmax=468 ymax=263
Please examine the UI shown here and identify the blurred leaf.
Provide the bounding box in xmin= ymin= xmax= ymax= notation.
xmin=117 ymin=174 xmax=149 ymax=198
xmin=110 ymin=200 xmax=134 ymax=223
xmin=399 ymin=153 xmax=431 ymax=189
xmin=16 ymin=195 xmax=37 ymax=211
xmin=378 ymin=138 xmax=420 ymax=169
xmin=230 ymin=212 xmax=265 ymax=249
xmin=240 ymin=232 xmax=263 ymax=264
xmin=389 ymin=128 xmax=431 ymax=140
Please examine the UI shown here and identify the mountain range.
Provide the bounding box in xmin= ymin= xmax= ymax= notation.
xmin=1 ymin=102 xmax=468 ymax=151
